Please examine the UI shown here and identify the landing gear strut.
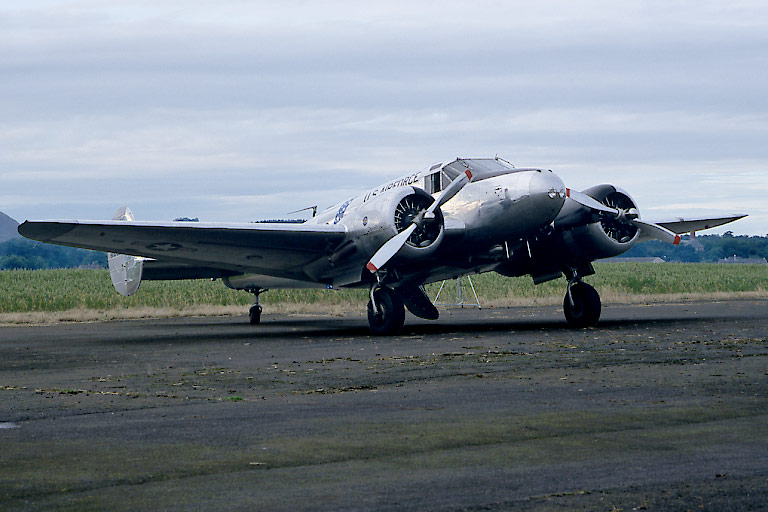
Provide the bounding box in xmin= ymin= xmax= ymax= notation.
xmin=247 ymin=288 xmax=264 ymax=325
xmin=367 ymin=285 xmax=405 ymax=336
xmin=563 ymin=278 xmax=601 ymax=328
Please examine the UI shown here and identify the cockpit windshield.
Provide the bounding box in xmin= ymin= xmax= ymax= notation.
xmin=423 ymin=157 xmax=538 ymax=193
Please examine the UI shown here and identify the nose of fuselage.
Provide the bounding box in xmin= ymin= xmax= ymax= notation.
xmin=528 ymin=170 xmax=566 ymax=222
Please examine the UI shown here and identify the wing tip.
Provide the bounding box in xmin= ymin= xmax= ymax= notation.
xmin=17 ymin=220 xmax=76 ymax=242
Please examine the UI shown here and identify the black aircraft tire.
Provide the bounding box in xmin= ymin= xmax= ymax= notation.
xmin=564 ymin=282 xmax=601 ymax=328
xmin=249 ymin=305 xmax=262 ymax=325
xmin=367 ymin=287 xmax=405 ymax=336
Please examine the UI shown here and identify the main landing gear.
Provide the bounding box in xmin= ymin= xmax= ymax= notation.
xmin=367 ymin=285 xmax=405 ymax=336
xmin=563 ymin=278 xmax=601 ymax=328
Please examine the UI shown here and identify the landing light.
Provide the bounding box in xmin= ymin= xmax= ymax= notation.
xmin=548 ymin=188 xmax=567 ymax=199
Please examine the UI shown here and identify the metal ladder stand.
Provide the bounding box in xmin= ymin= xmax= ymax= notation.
xmin=433 ymin=276 xmax=481 ymax=308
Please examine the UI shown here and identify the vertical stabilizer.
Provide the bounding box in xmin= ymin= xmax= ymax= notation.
xmin=108 ymin=207 xmax=143 ymax=296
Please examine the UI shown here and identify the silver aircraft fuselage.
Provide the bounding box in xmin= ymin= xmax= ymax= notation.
xmin=223 ymin=162 xmax=567 ymax=291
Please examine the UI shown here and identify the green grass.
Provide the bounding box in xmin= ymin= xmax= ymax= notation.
xmin=448 ymin=262 xmax=768 ymax=300
xmin=0 ymin=263 xmax=766 ymax=315
xmin=0 ymin=269 xmax=368 ymax=314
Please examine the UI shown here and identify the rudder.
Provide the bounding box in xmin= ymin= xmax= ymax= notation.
xmin=108 ymin=207 xmax=144 ymax=296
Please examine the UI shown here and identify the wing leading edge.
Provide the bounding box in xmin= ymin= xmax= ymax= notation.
xmin=18 ymin=219 xmax=348 ymax=282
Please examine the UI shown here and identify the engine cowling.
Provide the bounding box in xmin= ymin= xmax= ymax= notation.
xmin=352 ymin=186 xmax=445 ymax=263
xmin=557 ymin=184 xmax=640 ymax=263
xmin=497 ymin=184 xmax=644 ymax=283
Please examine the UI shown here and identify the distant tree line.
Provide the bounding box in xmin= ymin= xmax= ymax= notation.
xmin=0 ymin=238 xmax=107 ymax=270
xmin=623 ymin=232 xmax=768 ymax=262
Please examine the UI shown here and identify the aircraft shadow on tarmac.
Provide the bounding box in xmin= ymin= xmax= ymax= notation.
xmin=101 ymin=311 xmax=735 ymax=346
xmin=258 ymin=314 xmax=728 ymax=337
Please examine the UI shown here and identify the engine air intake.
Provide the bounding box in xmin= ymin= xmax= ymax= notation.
xmin=394 ymin=194 xmax=443 ymax=248
xmin=599 ymin=191 xmax=638 ymax=243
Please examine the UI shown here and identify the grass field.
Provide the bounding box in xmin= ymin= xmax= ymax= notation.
xmin=1 ymin=263 xmax=767 ymax=323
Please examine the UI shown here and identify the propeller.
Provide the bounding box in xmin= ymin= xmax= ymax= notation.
xmin=366 ymin=168 xmax=473 ymax=272
xmin=565 ymin=188 xmax=681 ymax=245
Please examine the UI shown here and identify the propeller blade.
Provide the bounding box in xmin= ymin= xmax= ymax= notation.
xmin=366 ymin=225 xmax=416 ymax=272
xmin=565 ymin=188 xmax=620 ymax=216
xmin=428 ymin=168 xmax=473 ymax=213
xmin=366 ymin=168 xmax=473 ymax=272
xmin=632 ymin=219 xmax=681 ymax=245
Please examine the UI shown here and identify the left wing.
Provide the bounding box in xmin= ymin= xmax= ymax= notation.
xmin=18 ymin=219 xmax=348 ymax=282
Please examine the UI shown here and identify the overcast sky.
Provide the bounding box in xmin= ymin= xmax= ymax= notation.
xmin=2 ymin=0 xmax=766 ymax=234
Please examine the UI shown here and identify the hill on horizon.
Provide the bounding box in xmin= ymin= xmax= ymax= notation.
xmin=0 ymin=212 xmax=20 ymax=242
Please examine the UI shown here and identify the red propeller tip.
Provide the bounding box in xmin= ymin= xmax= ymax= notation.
xmin=673 ymin=235 xmax=681 ymax=245
xmin=366 ymin=262 xmax=378 ymax=272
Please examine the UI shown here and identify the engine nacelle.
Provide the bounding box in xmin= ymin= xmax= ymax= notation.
xmin=497 ymin=184 xmax=642 ymax=283
xmin=350 ymin=186 xmax=445 ymax=263
xmin=557 ymin=184 xmax=640 ymax=263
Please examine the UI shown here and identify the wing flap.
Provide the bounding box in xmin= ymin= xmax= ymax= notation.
xmin=141 ymin=261 xmax=236 ymax=281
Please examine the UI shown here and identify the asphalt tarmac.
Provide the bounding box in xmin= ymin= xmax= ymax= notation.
xmin=1 ymin=299 xmax=767 ymax=511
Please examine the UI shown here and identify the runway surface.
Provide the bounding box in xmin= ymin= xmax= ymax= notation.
xmin=1 ymin=299 xmax=767 ymax=511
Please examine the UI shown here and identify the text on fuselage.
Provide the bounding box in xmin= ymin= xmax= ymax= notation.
xmin=362 ymin=173 xmax=420 ymax=202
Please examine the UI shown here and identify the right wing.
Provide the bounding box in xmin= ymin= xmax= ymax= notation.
xmin=655 ymin=214 xmax=747 ymax=234
xmin=18 ymin=218 xmax=348 ymax=283
xmin=637 ymin=214 xmax=747 ymax=242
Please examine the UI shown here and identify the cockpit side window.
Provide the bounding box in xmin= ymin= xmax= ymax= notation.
xmin=424 ymin=171 xmax=447 ymax=194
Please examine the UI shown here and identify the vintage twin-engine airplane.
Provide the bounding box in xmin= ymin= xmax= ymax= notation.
xmin=19 ymin=157 xmax=744 ymax=335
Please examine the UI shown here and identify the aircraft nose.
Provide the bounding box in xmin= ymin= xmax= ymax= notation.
xmin=529 ymin=170 xmax=566 ymax=219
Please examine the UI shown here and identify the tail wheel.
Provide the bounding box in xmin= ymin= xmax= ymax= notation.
xmin=564 ymin=282 xmax=601 ymax=328
xmin=249 ymin=304 xmax=262 ymax=325
xmin=367 ymin=286 xmax=405 ymax=336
